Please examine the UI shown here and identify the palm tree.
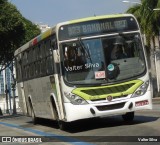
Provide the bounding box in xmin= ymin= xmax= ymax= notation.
xmin=126 ymin=0 xmax=160 ymax=49
xmin=126 ymin=0 xmax=160 ymax=97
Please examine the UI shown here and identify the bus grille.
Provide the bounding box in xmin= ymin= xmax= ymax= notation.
xmin=81 ymin=83 xmax=134 ymax=96
xmin=90 ymin=95 xmax=128 ymax=102
xmin=96 ymin=102 xmax=126 ymax=111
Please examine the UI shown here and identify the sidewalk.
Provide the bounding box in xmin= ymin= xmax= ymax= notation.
xmin=152 ymin=97 xmax=160 ymax=104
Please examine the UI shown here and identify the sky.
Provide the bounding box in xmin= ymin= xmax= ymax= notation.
xmin=10 ymin=0 xmax=141 ymax=27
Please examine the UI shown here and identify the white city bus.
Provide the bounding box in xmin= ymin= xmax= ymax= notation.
xmin=14 ymin=14 xmax=152 ymax=130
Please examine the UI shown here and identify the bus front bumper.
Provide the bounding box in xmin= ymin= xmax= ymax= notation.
xmin=63 ymin=91 xmax=152 ymax=122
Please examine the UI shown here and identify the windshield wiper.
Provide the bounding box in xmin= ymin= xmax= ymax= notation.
xmin=77 ymin=37 xmax=91 ymax=59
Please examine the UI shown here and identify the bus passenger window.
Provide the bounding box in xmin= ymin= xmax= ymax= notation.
xmin=40 ymin=59 xmax=46 ymax=75
xmin=46 ymin=40 xmax=51 ymax=56
xmin=46 ymin=56 xmax=54 ymax=74
xmin=35 ymin=61 xmax=40 ymax=76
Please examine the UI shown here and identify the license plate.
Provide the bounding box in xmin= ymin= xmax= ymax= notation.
xmin=135 ymin=100 xmax=149 ymax=107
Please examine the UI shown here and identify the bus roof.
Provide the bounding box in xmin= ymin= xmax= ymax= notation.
xmin=59 ymin=13 xmax=134 ymax=25
xmin=14 ymin=13 xmax=134 ymax=56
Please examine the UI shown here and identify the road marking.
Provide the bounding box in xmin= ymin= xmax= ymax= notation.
xmin=0 ymin=122 xmax=94 ymax=145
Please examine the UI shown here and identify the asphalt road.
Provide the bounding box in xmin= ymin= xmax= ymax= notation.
xmin=0 ymin=102 xmax=159 ymax=145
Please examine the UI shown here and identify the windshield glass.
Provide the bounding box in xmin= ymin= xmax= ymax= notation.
xmin=61 ymin=33 xmax=146 ymax=85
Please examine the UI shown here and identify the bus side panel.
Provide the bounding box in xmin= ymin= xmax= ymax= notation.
xmin=24 ymin=78 xmax=44 ymax=118
xmin=23 ymin=76 xmax=58 ymax=120
xmin=17 ymin=83 xmax=28 ymax=115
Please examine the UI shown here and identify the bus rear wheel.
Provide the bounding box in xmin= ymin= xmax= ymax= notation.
xmin=31 ymin=107 xmax=37 ymax=125
xmin=29 ymin=100 xmax=38 ymax=125
xmin=122 ymin=112 xmax=134 ymax=122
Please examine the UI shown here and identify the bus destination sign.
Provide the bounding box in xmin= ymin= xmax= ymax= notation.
xmin=68 ymin=20 xmax=127 ymax=37
xmin=59 ymin=16 xmax=138 ymax=41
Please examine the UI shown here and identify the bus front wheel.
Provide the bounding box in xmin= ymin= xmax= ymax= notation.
xmin=54 ymin=109 xmax=68 ymax=130
xmin=58 ymin=120 xmax=68 ymax=130
xmin=122 ymin=112 xmax=134 ymax=122
xmin=51 ymin=97 xmax=68 ymax=130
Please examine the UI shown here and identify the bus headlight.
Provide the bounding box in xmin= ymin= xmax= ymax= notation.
xmin=132 ymin=80 xmax=149 ymax=98
xmin=64 ymin=92 xmax=88 ymax=105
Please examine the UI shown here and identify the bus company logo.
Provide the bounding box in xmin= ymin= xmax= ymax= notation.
xmin=107 ymin=95 xmax=113 ymax=101
xmin=2 ymin=137 xmax=12 ymax=142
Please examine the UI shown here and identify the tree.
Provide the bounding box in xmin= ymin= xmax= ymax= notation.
xmin=126 ymin=0 xmax=160 ymax=49
xmin=0 ymin=0 xmax=41 ymax=114
xmin=0 ymin=0 xmax=41 ymax=71
xmin=126 ymin=0 xmax=160 ymax=97
xmin=22 ymin=17 xmax=41 ymax=44
xmin=0 ymin=0 xmax=25 ymax=69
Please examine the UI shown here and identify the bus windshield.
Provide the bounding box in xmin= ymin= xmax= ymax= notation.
xmin=61 ymin=33 xmax=146 ymax=85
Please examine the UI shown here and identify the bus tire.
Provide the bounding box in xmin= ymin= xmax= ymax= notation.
xmin=51 ymin=97 xmax=68 ymax=130
xmin=122 ymin=112 xmax=134 ymax=122
xmin=29 ymin=99 xmax=37 ymax=125
xmin=58 ymin=120 xmax=68 ymax=130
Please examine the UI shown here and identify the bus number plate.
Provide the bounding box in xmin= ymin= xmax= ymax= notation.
xmin=135 ymin=100 xmax=149 ymax=107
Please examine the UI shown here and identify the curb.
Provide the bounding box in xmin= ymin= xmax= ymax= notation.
xmin=0 ymin=113 xmax=23 ymax=119
xmin=152 ymin=97 xmax=160 ymax=104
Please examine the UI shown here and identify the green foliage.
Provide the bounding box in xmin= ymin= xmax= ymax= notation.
xmin=22 ymin=17 xmax=41 ymax=45
xmin=0 ymin=0 xmax=40 ymax=69
xmin=0 ymin=0 xmax=25 ymax=65
xmin=126 ymin=0 xmax=160 ymax=48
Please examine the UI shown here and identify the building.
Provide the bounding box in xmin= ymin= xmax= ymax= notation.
xmin=0 ymin=67 xmax=12 ymax=95
xmin=37 ymin=24 xmax=50 ymax=33
xmin=0 ymin=70 xmax=5 ymax=95
xmin=0 ymin=65 xmax=19 ymax=113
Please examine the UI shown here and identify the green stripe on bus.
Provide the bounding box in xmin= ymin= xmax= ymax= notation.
xmin=72 ymin=80 xmax=143 ymax=100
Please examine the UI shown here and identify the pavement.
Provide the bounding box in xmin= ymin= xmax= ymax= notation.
xmin=0 ymin=97 xmax=159 ymax=144
xmin=152 ymin=97 xmax=160 ymax=104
